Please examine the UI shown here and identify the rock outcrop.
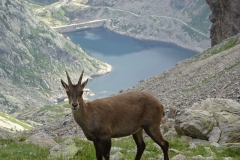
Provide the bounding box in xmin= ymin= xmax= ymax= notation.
xmin=175 ymin=98 xmax=240 ymax=144
xmin=48 ymin=139 xmax=80 ymax=159
xmin=25 ymin=132 xmax=58 ymax=148
xmin=175 ymin=108 xmax=217 ymax=140
xmin=206 ymin=0 xmax=240 ymax=46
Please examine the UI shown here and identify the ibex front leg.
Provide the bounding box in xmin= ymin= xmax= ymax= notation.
xmin=93 ymin=139 xmax=103 ymax=160
xmin=100 ymin=136 xmax=112 ymax=160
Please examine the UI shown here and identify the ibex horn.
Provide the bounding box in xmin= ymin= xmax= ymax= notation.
xmin=78 ymin=70 xmax=84 ymax=85
xmin=65 ymin=70 xmax=72 ymax=86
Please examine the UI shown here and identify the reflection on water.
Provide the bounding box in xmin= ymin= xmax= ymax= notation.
xmin=64 ymin=28 xmax=197 ymax=99
xmin=84 ymin=32 xmax=100 ymax=40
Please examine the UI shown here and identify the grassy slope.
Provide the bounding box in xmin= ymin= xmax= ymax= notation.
xmin=0 ymin=112 xmax=32 ymax=131
xmin=0 ymin=136 xmax=239 ymax=159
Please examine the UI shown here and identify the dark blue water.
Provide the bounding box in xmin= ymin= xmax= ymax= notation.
xmin=64 ymin=28 xmax=197 ymax=99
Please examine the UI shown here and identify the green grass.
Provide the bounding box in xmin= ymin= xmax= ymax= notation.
xmin=0 ymin=139 xmax=49 ymax=160
xmin=190 ymin=35 xmax=239 ymax=62
xmin=209 ymin=37 xmax=239 ymax=56
xmin=1 ymin=136 xmax=240 ymax=159
xmin=37 ymin=103 xmax=69 ymax=113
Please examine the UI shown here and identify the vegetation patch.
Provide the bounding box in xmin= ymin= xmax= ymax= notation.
xmin=0 ymin=112 xmax=31 ymax=130
xmin=195 ymin=37 xmax=237 ymax=60
xmin=0 ymin=139 xmax=49 ymax=159
xmin=27 ymin=3 xmax=42 ymax=12
xmin=52 ymin=7 xmax=65 ymax=18
xmin=209 ymin=37 xmax=239 ymax=56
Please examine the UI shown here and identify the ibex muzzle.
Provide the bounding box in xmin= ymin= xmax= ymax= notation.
xmin=61 ymin=70 xmax=169 ymax=160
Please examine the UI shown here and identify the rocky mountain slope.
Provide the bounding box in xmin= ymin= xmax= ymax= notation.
xmin=125 ymin=34 xmax=240 ymax=110
xmin=206 ymin=0 xmax=240 ymax=46
xmin=0 ymin=0 xmax=111 ymax=114
xmin=32 ymin=0 xmax=211 ymax=52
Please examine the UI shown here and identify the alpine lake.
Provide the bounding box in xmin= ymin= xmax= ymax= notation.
xmin=63 ymin=27 xmax=197 ymax=99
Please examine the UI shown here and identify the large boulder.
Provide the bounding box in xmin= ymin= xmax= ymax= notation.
xmin=175 ymin=109 xmax=217 ymax=140
xmin=175 ymin=98 xmax=240 ymax=144
xmin=24 ymin=132 xmax=58 ymax=148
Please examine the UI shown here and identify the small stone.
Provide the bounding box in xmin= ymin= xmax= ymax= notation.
xmin=143 ymin=151 xmax=151 ymax=155
xmin=111 ymin=147 xmax=122 ymax=152
xmin=181 ymin=135 xmax=192 ymax=142
xmin=204 ymin=147 xmax=216 ymax=157
xmin=171 ymin=154 xmax=186 ymax=160
xmin=110 ymin=151 xmax=125 ymax=160
xmin=192 ymin=155 xmax=205 ymax=159
xmin=205 ymin=157 xmax=214 ymax=160
xmin=189 ymin=142 xmax=197 ymax=149
xmin=169 ymin=148 xmax=181 ymax=154
xmin=210 ymin=142 xmax=221 ymax=148
xmin=155 ymin=154 xmax=163 ymax=159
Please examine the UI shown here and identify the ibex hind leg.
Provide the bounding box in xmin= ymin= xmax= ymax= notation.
xmin=144 ymin=125 xmax=169 ymax=160
xmin=132 ymin=128 xmax=146 ymax=160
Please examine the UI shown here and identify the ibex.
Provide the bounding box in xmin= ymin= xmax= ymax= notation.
xmin=61 ymin=70 xmax=169 ymax=160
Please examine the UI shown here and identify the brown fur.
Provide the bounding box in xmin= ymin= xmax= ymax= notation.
xmin=61 ymin=70 xmax=169 ymax=160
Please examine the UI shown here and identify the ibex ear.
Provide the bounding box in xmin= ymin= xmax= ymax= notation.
xmin=61 ymin=79 xmax=68 ymax=90
xmin=81 ymin=79 xmax=88 ymax=88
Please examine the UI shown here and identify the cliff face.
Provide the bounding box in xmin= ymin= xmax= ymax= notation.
xmin=206 ymin=0 xmax=240 ymax=46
